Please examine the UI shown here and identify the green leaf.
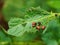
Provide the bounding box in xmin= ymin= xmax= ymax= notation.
xmin=45 ymin=40 xmax=58 ymax=45
xmin=8 ymin=12 xmax=57 ymax=37
xmin=12 ymin=32 xmax=37 ymax=42
xmin=8 ymin=18 xmax=24 ymax=28
xmin=8 ymin=24 xmax=25 ymax=37
xmin=0 ymin=29 xmax=11 ymax=42
xmin=25 ymin=6 xmax=50 ymax=18
xmin=42 ymin=19 xmax=60 ymax=45
xmin=48 ymin=40 xmax=58 ymax=45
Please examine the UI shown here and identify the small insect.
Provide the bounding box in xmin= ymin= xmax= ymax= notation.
xmin=42 ymin=26 xmax=46 ymax=30
xmin=36 ymin=26 xmax=40 ymax=30
xmin=38 ymin=22 xmax=41 ymax=26
xmin=32 ymin=22 xmax=36 ymax=27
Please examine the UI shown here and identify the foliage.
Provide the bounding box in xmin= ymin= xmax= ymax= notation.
xmin=0 ymin=0 xmax=60 ymax=45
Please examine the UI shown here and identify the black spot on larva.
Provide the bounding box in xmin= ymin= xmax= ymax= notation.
xmin=55 ymin=14 xmax=58 ymax=17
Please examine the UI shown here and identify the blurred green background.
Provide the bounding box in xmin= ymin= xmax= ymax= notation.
xmin=2 ymin=0 xmax=60 ymax=21
xmin=0 ymin=0 xmax=60 ymax=45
